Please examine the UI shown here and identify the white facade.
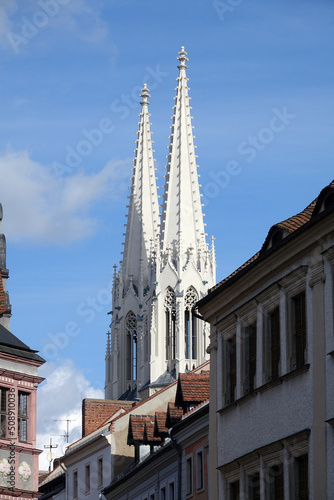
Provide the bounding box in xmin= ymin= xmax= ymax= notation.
xmin=198 ymin=181 xmax=334 ymax=499
xmin=65 ymin=433 xmax=112 ymax=500
xmin=105 ymin=48 xmax=215 ymax=401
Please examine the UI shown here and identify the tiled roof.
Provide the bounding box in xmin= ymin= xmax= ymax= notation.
xmin=144 ymin=417 xmax=162 ymax=444
xmin=154 ymin=411 xmax=168 ymax=437
xmin=128 ymin=414 xmax=163 ymax=445
xmin=128 ymin=415 xmax=147 ymax=442
xmin=166 ymin=402 xmax=183 ymax=427
xmin=0 ymin=324 xmax=45 ymax=363
xmin=205 ymin=180 xmax=334 ymax=297
xmin=175 ymin=371 xmax=210 ymax=409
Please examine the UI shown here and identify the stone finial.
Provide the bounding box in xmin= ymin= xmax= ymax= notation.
xmin=140 ymin=84 xmax=150 ymax=106
xmin=177 ymin=46 xmax=189 ymax=70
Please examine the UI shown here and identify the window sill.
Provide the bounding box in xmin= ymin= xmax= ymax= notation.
xmin=218 ymin=364 xmax=310 ymax=414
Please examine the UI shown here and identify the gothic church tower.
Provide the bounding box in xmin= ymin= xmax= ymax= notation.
xmin=105 ymin=48 xmax=216 ymax=400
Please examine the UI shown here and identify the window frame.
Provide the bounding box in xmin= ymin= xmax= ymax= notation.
xmin=291 ymin=291 xmax=307 ymax=370
xmin=186 ymin=453 xmax=193 ymax=497
xmin=196 ymin=448 xmax=204 ymax=492
xmin=278 ymin=266 xmax=308 ymax=372
xmin=73 ymin=469 xmax=78 ymax=500
xmin=0 ymin=386 xmax=8 ymax=439
xmin=85 ymin=462 xmax=90 ymax=495
xmin=18 ymin=391 xmax=29 ymax=442
xmin=97 ymin=456 xmax=103 ymax=488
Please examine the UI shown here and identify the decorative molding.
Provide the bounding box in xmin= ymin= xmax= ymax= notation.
xmin=278 ymin=265 xmax=308 ymax=294
xmin=309 ymin=261 xmax=326 ymax=288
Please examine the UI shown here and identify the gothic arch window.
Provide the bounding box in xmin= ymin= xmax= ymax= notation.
xmin=165 ymin=287 xmax=176 ymax=362
xmin=185 ymin=287 xmax=198 ymax=360
xmin=125 ymin=311 xmax=137 ymax=381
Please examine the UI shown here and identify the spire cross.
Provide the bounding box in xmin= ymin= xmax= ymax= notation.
xmin=177 ymin=46 xmax=189 ymax=70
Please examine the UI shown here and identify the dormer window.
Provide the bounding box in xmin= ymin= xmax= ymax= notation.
xmin=271 ymin=229 xmax=284 ymax=246
xmin=324 ymin=192 xmax=334 ymax=210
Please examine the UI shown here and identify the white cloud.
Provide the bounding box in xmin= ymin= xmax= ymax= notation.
xmin=0 ymin=1 xmax=17 ymax=43
xmin=0 ymin=149 xmax=130 ymax=245
xmin=0 ymin=0 xmax=110 ymax=54
xmin=37 ymin=359 xmax=104 ymax=471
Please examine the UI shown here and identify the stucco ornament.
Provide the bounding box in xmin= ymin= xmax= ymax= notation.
xmin=0 ymin=458 xmax=10 ymax=477
xmin=18 ymin=461 xmax=31 ymax=481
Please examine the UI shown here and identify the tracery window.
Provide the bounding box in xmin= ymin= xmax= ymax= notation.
xmin=126 ymin=311 xmax=137 ymax=381
xmin=165 ymin=287 xmax=176 ymax=362
xmin=184 ymin=287 xmax=198 ymax=359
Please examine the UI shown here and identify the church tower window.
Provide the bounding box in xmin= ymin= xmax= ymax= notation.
xmin=185 ymin=287 xmax=198 ymax=360
xmin=125 ymin=312 xmax=137 ymax=381
xmin=165 ymin=288 xmax=176 ymax=362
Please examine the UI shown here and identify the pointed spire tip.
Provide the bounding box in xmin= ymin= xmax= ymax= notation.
xmin=177 ymin=46 xmax=189 ymax=70
xmin=140 ymin=84 xmax=150 ymax=106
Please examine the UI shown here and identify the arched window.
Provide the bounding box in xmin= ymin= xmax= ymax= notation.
xmin=165 ymin=287 xmax=176 ymax=362
xmin=125 ymin=311 xmax=137 ymax=381
xmin=185 ymin=287 xmax=198 ymax=360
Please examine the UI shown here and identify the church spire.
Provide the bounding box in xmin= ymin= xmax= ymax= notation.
xmin=121 ymin=84 xmax=160 ymax=286
xmin=160 ymin=47 xmax=207 ymax=270
xmin=0 ymin=203 xmax=12 ymax=329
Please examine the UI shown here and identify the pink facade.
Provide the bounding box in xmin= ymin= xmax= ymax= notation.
xmin=0 ymin=204 xmax=45 ymax=499
xmin=0 ymin=351 xmax=44 ymax=498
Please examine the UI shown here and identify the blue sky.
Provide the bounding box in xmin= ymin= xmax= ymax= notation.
xmin=0 ymin=0 xmax=333 ymax=466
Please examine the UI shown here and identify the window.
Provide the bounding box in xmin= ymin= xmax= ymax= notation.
xmin=244 ymin=323 xmax=257 ymax=393
xmin=269 ymin=464 xmax=284 ymax=500
xmin=165 ymin=287 xmax=176 ymax=362
xmin=18 ymin=392 xmax=28 ymax=442
xmin=292 ymin=291 xmax=306 ymax=369
xmin=97 ymin=457 xmax=103 ymax=488
xmin=229 ymin=481 xmax=240 ymax=500
xmin=0 ymin=387 xmax=8 ymax=438
xmin=150 ymin=494 xmax=155 ymax=500
xmin=196 ymin=450 xmax=204 ymax=491
xmin=184 ymin=287 xmax=198 ymax=359
xmin=269 ymin=307 xmax=280 ymax=380
xmin=126 ymin=311 xmax=137 ymax=381
xmin=226 ymin=337 xmax=236 ymax=403
xmin=85 ymin=463 xmax=90 ymax=494
xmin=186 ymin=455 xmax=193 ymax=496
xmin=169 ymin=482 xmax=175 ymax=500
xmin=296 ymin=454 xmax=309 ymax=500
xmin=160 ymin=487 xmax=166 ymax=500
xmin=73 ymin=470 xmax=78 ymax=499
xmin=248 ymin=472 xmax=260 ymax=500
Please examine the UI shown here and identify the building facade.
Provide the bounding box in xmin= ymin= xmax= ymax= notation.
xmin=103 ymin=366 xmax=210 ymax=500
xmin=0 ymin=203 xmax=45 ymax=499
xmin=197 ymin=181 xmax=334 ymax=499
xmin=105 ymin=47 xmax=216 ymax=401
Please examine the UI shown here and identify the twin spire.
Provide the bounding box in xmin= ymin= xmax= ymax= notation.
xmin=121 ymin=83 xmax=160 ymax=284
xmin=120 ymin=47 xmax=212 ymax=284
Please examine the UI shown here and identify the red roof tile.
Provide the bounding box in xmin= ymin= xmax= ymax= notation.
xmin=166 ymin=402 xmax=183 ymax=427
xmin=175 ymin=371 xmax=210 ymax=409
xmin=128 ymin=415 xmax=147 ymax=443
xmin=144 ymin=417 xmax=161 ymax=444
xmin=154 ymin=411 xmax=168 ymax=437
